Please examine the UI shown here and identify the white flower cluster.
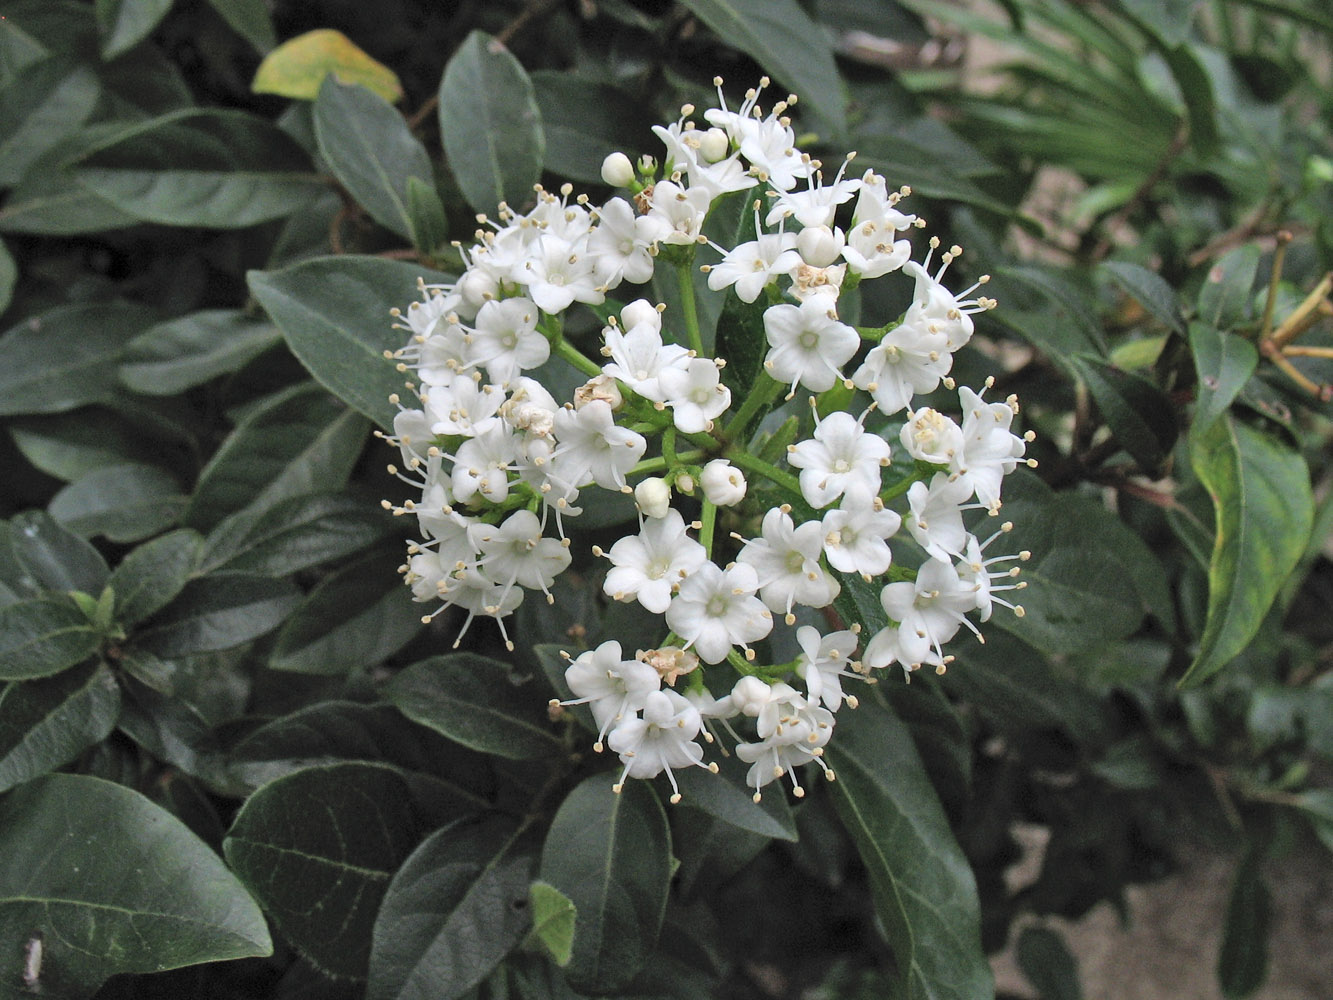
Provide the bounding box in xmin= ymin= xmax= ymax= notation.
xmin=382 ymin=78 xmax=1034 ymax=802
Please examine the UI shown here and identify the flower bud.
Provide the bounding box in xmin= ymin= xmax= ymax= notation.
xmin=601 ymin=151 xmax=635 ymax=188
xmin=456 ymin=268 xmax=498 ymax=311
xmin=700 ymin=459 xmax=747 ymax=506
xmin=699 ymin=127 xmax=730 ymax=163
xmin=638 ymin=153 xmax=658 ymax=175
xmin=620 ymin=298 xmax=661 ymax=333
xmin=797 ymin=225 xmax=845 ymax=268
xmin=731 ymin=675 xmax=773 ymax=717
xmin=674 ymin=471 xmax=695 ymax=495
xmin=634 ymin=477 xmax=672 ymax=519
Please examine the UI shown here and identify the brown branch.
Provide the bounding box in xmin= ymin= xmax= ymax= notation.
xmin=496 ymin=0 xmax=563 ymax=46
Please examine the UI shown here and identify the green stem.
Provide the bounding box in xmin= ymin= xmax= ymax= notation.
xmin=722 ymin=370 xmax=784 ymax=442
xmin=677 ymin=263 xmax=704 ymax=356
xmin=628 ymin=449 xmax=706 ymax=478
xmin=879 ymin=463 xmax=940 ymax=503
xmin=552 ymin=336 xmax=602 ymax=379
xmin=699 ymin=499 xmax=717 ymax=556
xmin=727 ymin=449 xmax=802 ymax=498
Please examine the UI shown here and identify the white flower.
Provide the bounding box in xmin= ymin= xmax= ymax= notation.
xmin=451 ymin=423 xmax=519 ymax=504
xmin=734 ymin=687 xmax=835 ymax=799
xmin=851 ymin=320 xmax=953 ymax=416
xmin=955 ymin=527 xmax=1028 ymax=622
xmin=552 ymin=399 xmax=646 ymax=492
xmin=820 ymin=483 xmax=900 ymax=578
xmin=905 ymin=472 xmax=973 ymax=560
xmin=468 ymin=297 xmax=547 ymax=386
xmin=608 ymin=689 xmax=708 ymax=800
xmin=562 ymin=639 xmax=661 ymax=748
xmin=737 ymin=506 xmax=840 ymax=623
xmin=423 ymin=377 xmax=504 ymax=437
xmin=762 ymin=293 xmax=860 ymax=395
xmin=787 ymin=410 xmax=890 ymax=509
xmin=955 ymin=386 xmax=1026 ymax=510
xmin=601 ymin=314 xmax=690 ymax=403
xmin=475 ymin=509 xmax=570 ymax=604
xmin=647 ymin=180 xmax=711 ymax=245
xmin=900 ymin=407 xmax=965 ymax=467
xmin=764 ymin=158 xmax=861 ymax=229
xmin=520 ymin=234 xmax=604 ymax=314
xmin=699 ymin=459 xmax=746 ymax=506
xmin=795 ymin=625 xmax=861 ymax=710
xmin=796 ymin=225 xmax=845 ymax=268
xmin=877 ymin=556 xmax=976 ymax=668
xmin=658 ymin=357 xmax=731 ymax=433
xmin=588 ymin=197 xmax=667 ymax=286
xmin=705 ymin=226 xmax=801 ymax=303
xmin=665 ymin=561 xmax=772 ymax=664
xmin=599 ymin=509 xmax=706 ymax=614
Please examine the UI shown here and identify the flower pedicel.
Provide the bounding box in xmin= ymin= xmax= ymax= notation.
xmin=380 ymin=78 xmax=1034 ymax=803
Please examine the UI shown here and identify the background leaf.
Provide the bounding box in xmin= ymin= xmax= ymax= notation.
xmin=95 ymin=0 xmax=174 ymax=59
xmin=107 ymin=528 xmax=203 ymax=626
xmin=131 ymin=573 xmax=301 ymax=658
xmin=0 ymin=773 xmax=271 ymax=995
xmin=1102 ymin=260 xmax=1186 ymax=334
xmin=1070 ymin=355 xmax=1178 ymax=471
xmin=1189 ymin=321 xmax=1258 ymax=430
xmin=0 ymin=661 xmax=120 ymax=792
xmin=206 ymin=0 xmax=275 ymax=54
xmin=1217 ymin=855 xmax=1271 ymax=999
xmin=438 ymin=31 xmax=544 ymax=217
xmin=48 ymin=462 xmax=186 ymax=543
xmin=118 ymin=310 xmax=282 ymax=396
xmin=8 ymin=509 xmax=110 ymax=594
xmin=252 ymin=28 xmax=402 ymax=101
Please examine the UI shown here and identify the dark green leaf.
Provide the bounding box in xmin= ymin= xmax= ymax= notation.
xmin=0 ymin=139 xmax=140 ymax=235
xmin=74 ymin=109 xmax=323 ymax=227
xmin=8 ymin=509 xmax=110 ymax=594
xmin=1190 ymin=321 xmax=1258 ymax=430
xmin=9 ymin=407 xmax=173 ymax=482
xmin=0 ymin=55 xmax=99 ymax=186
xmin=989 ymin=472 xmax=1171 ymax=653
xmin=248 ymin=255 xmax=447 ymax=428
xmin=538 ymin=776 xmax=671 ymax=991
xmin=132 ymin=572 xmax=301 ymax=658
xmin=1197 ymin=245 xmax=1259 ymax=331
xmin=0 ymin=773 xmax=271 ymax=995
xmin=206 ymin=0 xmax=276 ymax=53
xmin=385 ymin=653 xmax=563 ymax=760
xmin=672 ymin=750 xmax=797 ymax=841
xmin=95 ymin=0 xmax=174 ymax=59
xmin=0 ymin=661 xmax=120 ymax=793
xmin=224 ymin=762 xmax=426 ymax=979
xmin=531 ymin=72 xmax=652 ymax=183
xmin=1217 ymin=855 xmax=1271 ymax=999
xmin=1069 ymin=355 xmax=1178 ymax=471
xmin=0 ymin=301 xmax=157 ymax=417
xmin=270 ymin=549 xmax=423 ymax=675
xmin=200 ymin=491 xmax=396 ymax=576
xmin=678 ymin=0 xmax=847 ymax=139
xmin=526 ymin=881 xmax=576 ymax=967
xmin=1180 ymin=417 xmax=1313 ymax=686
xmin=184 ymin=383 xmax=369 ymax=531
xmin=825 ymin=697 xmax=991 ymax=1000
xmin=407 ymin=175 xmax=449 ymax=256
xmin=1102 ymin=260 xmax=1185 ymax=334
xmin=992 ymin=265 xmax=1107 ymax=363
xmin=314 ymin=76 xmax=435 ymax=240
xmin=1116 ymin=0 xmax=1199 ymax=46
xmin=119 ymin=309 xmax=282 ymax=395
xmin=108 ymin=528 xmax=203 ymax=626
xmin=49 ymin=462 xmax=186 ymax=543
xmin=0 ymin=239 xmax=14 ymax=314
xmin=438 ymin=31 xmax=544 ymax=217
xmin=1161 ymin=42 xmax=1220 ymax=157
xmin=368 ymin=815 xmax=536 ymax=1000
xmin=1016 ymin=926 xmax=1083 ymax=1000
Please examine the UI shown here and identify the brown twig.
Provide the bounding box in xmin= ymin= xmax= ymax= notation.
xmin=496 ymin=0 xmax=563 ymax=46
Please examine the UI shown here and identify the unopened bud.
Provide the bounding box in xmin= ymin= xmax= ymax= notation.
xmin=634 ymin=477 xmax=672 ymax=519
xmin=601 ymin=151 xmax=635 ymax=188
xmin=731 ymin=675 xmax=773 ymax=717
xmin=620 ymin=298 xmax=661 ymax=333
xmin=699 ymin=127 xmax=730 ymax=163
xmin=700 ymin=459 xmax=747 ymax=506
xmin=796 ymin=225 xmax=845 ymax=268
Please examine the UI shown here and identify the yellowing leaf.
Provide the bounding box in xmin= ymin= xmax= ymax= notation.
xmin=251 ymin=29 xmax=401 ymax=103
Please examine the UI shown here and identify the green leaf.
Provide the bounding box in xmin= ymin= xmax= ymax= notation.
xmin=315 ymin=76 xmax=435 ymax=240
xmin=131 ymin=572 xmax=301 ymax=658
xmin=368 ymin=815 xmax=537 ymax=1000
xmin=1217 ymin=855 xmax=1271 ymax=999
xmin=526 ymin=881 xmax=576 ymax=967
xmin=107 ymin=528 xmax=203 ymax=626
xmin=0 ymin=55 xmax=99 ymax=186
xmin=824 ymin=697 xmax=992 ymax=1000
xmin=385 ymin=653 xmax=563 ymax=760
xmin=251 ymin=27 xmax=402 ymax=101
xmin=248 ymin=255 xmax=446 ymax=428
xmin=438 ymin=31 xmax=544 ymax=217
xmin=224 ymin=762 xmax=426 ymax=979
xmin=0 ymin=661 xmax=120 ymax=793
xmin=0 ymin=141 xmax=140 ymax=235
xmin=1180 ymin=417 xmax=1314 ymax=686
xmin=1189 ymin=321 xmax=1258 ymax=430
xmin=95 ymin=0 xmax=174 ymax=59
xmin=1069 ymin=355 xmax=1178 ymax=471
xmin=206 ymin=0 xmax=275 ymax=53
xmin=0 ymin=239 xmax=14 ymax=314
xmin=48 ymin=462 xmax=186 ymax=543
xmin=184 ymin=383 xmax=370 ymax=532
xmin=989 ymin=472 xmax=1171 ymax=653
xmin=74 ymin=109 xmax=324 ymax=227
xmin=407 ymin=175 xmax=449 ymax=256
xmin=531 ymin=71 xmax=652 ymax=184
xmin=269 ymin=549 xmax=423 ymax=675
xmin=119 ymin=309 xmax=282 ymax=395
xmin=0 ymin=773 xmax=271 ymax=995
xmin=1197 ymin=245 xmax=1259 ymax=331
xmin=0 ymin=301 xmax=157 ymax=417
xmin=9 ymin=406 xmax=178 ymax=482
xmin=1016 ymin=926 xmax=1083 ymax=1000
xmin=677 ymin=0 xmax=847 ymax=140
xmin=1161 ymin=42 xmax=1220 ymax=157
xmin=671 ymin=750 xmax=797 ymax=841
xmin=8 ymin=509 xmax=110 ymax=594
xmin=1117 ymin=0 xmax=1199 ymax=46
xmin=200 ymin=492 xmax=395 ymax=576
xmin=538 ymin=776 xmax=672 ymax=991
xmin=992 ymin=265 xmax=1107 ymax=364
xmin=1102 ymin=260 xmax=1185 ymax=335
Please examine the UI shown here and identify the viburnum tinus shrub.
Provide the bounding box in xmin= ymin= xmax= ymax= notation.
xmin=379 ymin=78 xmax=1034 ymax=803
